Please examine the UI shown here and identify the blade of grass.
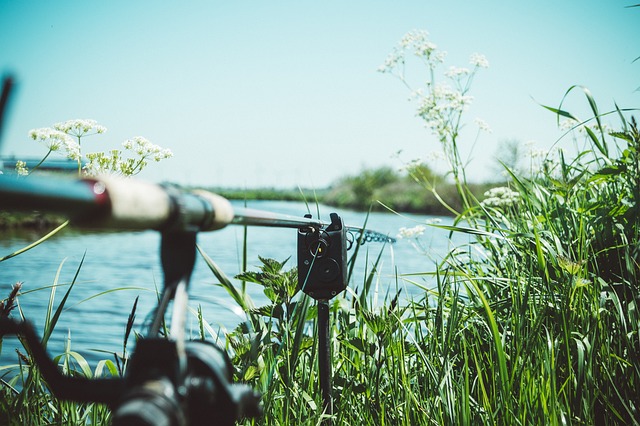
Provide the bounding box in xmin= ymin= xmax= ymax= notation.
xmin=0 ymin=220 xmax=69 ymax=263
xmin=42 ymin=253 xmax=85 ymax=347
xmin=197 ymin=244 xmax=255 ymax=312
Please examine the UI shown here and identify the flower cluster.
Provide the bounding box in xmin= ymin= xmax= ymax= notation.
xmin=378 ymin=30 xmax=447 ymax=74
xmin=474 ymin=118 xmax=492 ymax=133
xmin=15 ymin=160 xmax=28 ymax=176
xmin=480 ymin=186 xmax=521 ymax=208
xmin=559 ymin=118 xmax=612 ymax=136
xmin=380 ymin=30 xmax=489 ymax=186
xmin=470 ymin=53 xmax=490 ymax=69
xmin=53 ymin=119 xmax=107 ymax=137
xmin=23 ymin=119 xmax=172 ymax=178
xmin=85 ymin=137 xmax=173 ymax=177
xmin=397 ymin=218 xmax=441 ymax=240
xmin=416 ymin=83 xmax=475 ymax=141
xmin=29 ymin=127 xmax=81 ymax=160
xmin=123 ymin=136 xmax=173 ymax=162
xmin=397 ymin=225 xmax=427 ymax=239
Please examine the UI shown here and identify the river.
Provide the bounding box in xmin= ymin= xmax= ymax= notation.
xmin=0 ymin=200 xmax=459 ymax=369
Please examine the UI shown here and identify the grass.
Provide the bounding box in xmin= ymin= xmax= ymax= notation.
xmin=1 ymin=95 xmax=639 ymax=424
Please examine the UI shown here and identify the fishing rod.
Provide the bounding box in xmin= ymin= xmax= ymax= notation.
xmin=0 ymin=173 xmax=395 ymax=243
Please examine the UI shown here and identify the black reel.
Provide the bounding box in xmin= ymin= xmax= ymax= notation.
xmin=0 ymin=319 xmax=261 ymax=426
xmin=113 ymin=339 xmax=261 ymax=426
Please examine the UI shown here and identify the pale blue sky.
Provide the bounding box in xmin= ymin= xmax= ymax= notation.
xmin=1 ymin=1 xmax=638 ymax=188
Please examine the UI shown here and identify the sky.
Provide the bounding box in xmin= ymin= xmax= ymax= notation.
xmin=0 ymin=1 xmax=638 ymax=189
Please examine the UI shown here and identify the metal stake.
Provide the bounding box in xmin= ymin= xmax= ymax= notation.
xmin=318 ymin=299 xmax=333 ymax=424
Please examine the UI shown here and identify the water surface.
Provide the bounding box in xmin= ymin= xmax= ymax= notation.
xmin=1 ymin=200 xmax=458 ymax=367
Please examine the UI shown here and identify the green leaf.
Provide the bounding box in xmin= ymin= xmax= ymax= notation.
xmin=197 ymin=244 xmax=254 ymax=312
xmin=42 ymin=255 xmax=85 ymax=348
xmin=0 ymin=220 xmax=69 ymax=263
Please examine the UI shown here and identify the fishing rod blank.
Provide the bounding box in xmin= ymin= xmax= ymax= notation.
xmin=0 ymin=174 xmax=395 ymax=242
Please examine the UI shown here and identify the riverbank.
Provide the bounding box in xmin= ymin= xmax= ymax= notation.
xmin=210 ymin=169 xmax=498 ymax=216
xmin=0 ymin=211 xmax=66 ymax=230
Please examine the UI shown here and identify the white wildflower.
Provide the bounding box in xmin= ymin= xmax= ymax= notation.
xmin=481 ymin=186 xmax=520 ymax=208
xmin=470 ymin=53 xmax=489 ymax=68
xmin=397 ymin=225 xmax=426 ymax=239
xmin=579 ymin=121 xmax=612 ymax=135
xmin=378 ymin=50 xmax=403 ymax=73
xmin=445 ymin=66 xmax=470 ymax=78
xmin=474 ymin=118 xmax=492 ymax=133
xmin=84 ymin=137 xmax=173 ymax=176
xmin=53 ymin=119 xmax=107 ymax=137
xmin=123 ymin=137 xmax=173 ymax=161
xmin=84 ymin=152 xmax=110 ymax=176
xmin=28 ymin=127 xmax=74 ymax=151
xmin=559 ymin=118 xmax=580 ymax=132
xmin=400 ymin=30 xmax=438 ymax=57
xmin=433 ymin=50 xmax=448 ymax=64
xmin=15 ymin=160 xmax=28 ymax=176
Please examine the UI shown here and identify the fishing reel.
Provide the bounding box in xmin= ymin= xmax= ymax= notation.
xmin=0 ymin=318 xmax=261 ymax=426
xmin=112 ymin=338 xmax=261 ymax=426
xmin=297 ymin=213 xmax=348 ymax=300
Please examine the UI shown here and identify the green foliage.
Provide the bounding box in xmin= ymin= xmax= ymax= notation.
xmin=420 ymin=97 xmax=640 ymax=423
xmin=0 ymin=259 xmax=117 ymax=425
xmin=322 ymin=164 xmax=494 ymax=215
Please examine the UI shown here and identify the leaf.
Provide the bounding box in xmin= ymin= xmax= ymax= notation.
xmin=541 ymin=104 xmax=578 ymax=122
xmin=250 ymin=304 xmax=284 ymax=319
xmin=197 ymin=244 xmax=254 ymax=312
xmin=42 ymin=255 xmax=85 ymax=348
xmin=430 ymin=223 xmax=507 ymax=239
xmin=0 ymin=220 xmax=69 ymax=262
xmin=610 ymin=131 xmax=633 ymax=143
xmin=94 ymin=359 xmax=119 ymax=377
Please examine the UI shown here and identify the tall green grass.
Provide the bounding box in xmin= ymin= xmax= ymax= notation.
xmin=208 ymin=96 xmax=639 ymax=424
xmin=0 ymin=258 xmax=119 ymax=425
xmin=1 ymin=96 xmax=638 ymax=425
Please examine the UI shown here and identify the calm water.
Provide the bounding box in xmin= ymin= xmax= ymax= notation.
xmin=0 ymin=200 xmax=459 ymax=367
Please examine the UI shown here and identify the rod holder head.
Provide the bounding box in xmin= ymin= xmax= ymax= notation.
xmin=297 ymin=213 xmax=348 ymax=300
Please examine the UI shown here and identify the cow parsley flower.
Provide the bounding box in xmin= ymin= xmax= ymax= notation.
xmin=53 ymin=119 xmax=107 ymax=137
xmin=445 ymin=66 xmax=471 ymax=78
xmin=84 ymin=137 xmax=173 ymax=177
xmin=481 ymin=187 xmax=520 ymax=208
xmin=470 ymin=53 xmax=489 ymax=68
xmin=123 ymin=137 xmax=174 ymax=161
xmin=29 ymin=128 xmax=74 ymax=151
xmin=397 ymin=225 xmax=427 ymax=239
xmin=15 ymin=160 xmax=28 ymax=176
xmin=474 ymin=118 xmax=492 ymax=133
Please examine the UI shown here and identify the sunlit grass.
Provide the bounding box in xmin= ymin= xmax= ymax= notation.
xmin=1 ymin=90 xmax=639 ymax=425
